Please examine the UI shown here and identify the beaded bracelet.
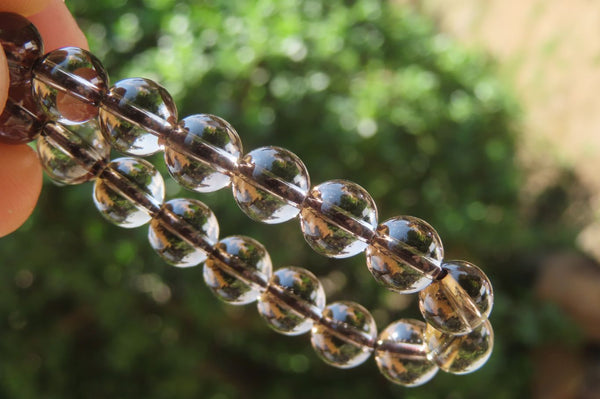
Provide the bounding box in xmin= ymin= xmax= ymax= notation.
xmin=0 ymin=12 xmax=494 ymax=387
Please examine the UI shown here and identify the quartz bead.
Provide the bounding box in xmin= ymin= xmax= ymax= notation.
xmin=99 ymin=77 xmax=177 ymax=156
xmin=204 ymin=236 xmax=272 ymax=305
xmin=374 ymin=319 xmax=439 ymax=387
xmin=300 ymin=180 xmax=378 ymax=258
xmin=419 ymin=261 xmax=493 ymax=335
xmin=32 ymin=47 xmax=108 ymax=125
xmin=311 ymin=301 xmax=377 ymax=369
xmin=93 ymin=157 xmax=165 ymax=228
xmin=257 ymin=266 xmax=325 ymax=335
xmin=0 ymin=12 xmax=44 ymax=85
xmin=148 ymin=198 xmax=219 ymax=267
xmin=232 ymin=146 xmax=310 ymax=224
xmin=0 ymin=85 xmax=45 ymax=144
xmin=366 ymin=216 xmax=443 ymax=293
xmin=38 ymin=120 xmax=110 ymax=184
xmin=165 ymin=114 xmax=242 ymax=192
xmin=425 ymin=319 xmax=494 ymax=374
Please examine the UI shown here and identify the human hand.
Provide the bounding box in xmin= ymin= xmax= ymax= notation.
xmin=0 ymin=0 xmax=88 ymax=237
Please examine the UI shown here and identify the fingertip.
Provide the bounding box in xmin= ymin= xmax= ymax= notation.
xmin=0 ymin=0 xmax=52 ymax=16
xmin=28 ymin=0 xmax=88 ymax=51
xmin=0 ymin=144 xmax=42 ymax=237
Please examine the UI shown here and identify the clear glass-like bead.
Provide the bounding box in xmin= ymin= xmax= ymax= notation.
xmin=32 ymin=47 xmax=108 ymax=124
xmin=375 ymin=319 xmax=439 ymax=387
xmin=148 ymin=198 xmax=219 ymax=267
xmin=425 ymin=319 xmax=494 ymax=374
xmin=204 ymin=236 xmax=272 ymax=305
xmin=300 ymin=180 xmax=378 ymax=258
xmin=93 ymin=157 xmax=165 ymax=228
xmin=419 ymin=260 xmax=493 ymax=335
xmin=0 ymin=85 xmax=45 ymax=144
xmin=366 ymin=216 xmax=443 ymax=293
xmin=232 ymin=146 xmax=310 ymax=224
xmin=165 ymin=114 xmax=242 ymax=192
xmin=257 ymin=266 xmax=325 ymax=335
xmin=311 ymin=301 xmax=377 ymax=369
xmin=38 ymin=120 xmax=110 ymax=184
xmin=0 ymin=12 xmax=44 ymax=85
xmin=99 ymin=77 xmax=177 ymax=156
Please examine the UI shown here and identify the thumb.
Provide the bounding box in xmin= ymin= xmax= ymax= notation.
xmin=0 ymin=143 xmax=43 ymax=237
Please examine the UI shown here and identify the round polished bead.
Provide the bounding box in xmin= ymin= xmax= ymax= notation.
xmin=257 ymin=266 xmax=325 ymax=335
xmin=419 ymin=260 xmax=493 ymax=335
xmin=99 ymin=77 xmax=177 ymax=156
xmin=204 ymin=236 xmax=272 ymax=305
xmin=366 ymin=216 xmax=443 ymax=293
xmin=300 ymin=180 xmax=378 ymax=258
xmin=232 ymin=146 xmax=310 ymax=224
xmin=311 ymin=301 xmax=377 ymax=369
xmin=0 ymin=12 xmax=44 ymax=85
xmin=93 ymin=157 xmax=165 ymax=228
xmin=165 ymin=114 xmax=242 ymax=192
xmin=425 ymin=319 xmax=494 ymax=374
xmin=38 ymin=120 xmax=110 ymax=184
xmin=32 ymin=47 xmax=108 ymax=125
xmin=0 ymin=85 xmax=45 ymax=144
xmin=374 ymin=319 xmax=439 ymax=387
xmin=148 ymin=198 xmax=219 ymax=267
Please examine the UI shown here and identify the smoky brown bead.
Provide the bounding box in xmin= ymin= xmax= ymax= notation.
xmin=0 ymin=12 xmax=44 ymax=85
xmin=0 ymin=13 xmax=45 ymax=144
xmin=0 ymin=85 xmax=45 ymax=144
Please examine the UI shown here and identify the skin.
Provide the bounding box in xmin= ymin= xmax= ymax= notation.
xmin=0 ymin=0 xmax=88 ymax=237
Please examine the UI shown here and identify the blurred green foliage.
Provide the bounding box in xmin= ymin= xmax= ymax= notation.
xmin=0 ymin=0 xmax=587 ymax=398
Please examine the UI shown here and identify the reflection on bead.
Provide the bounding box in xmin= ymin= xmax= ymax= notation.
xmin=99 ymin=77 xmax=177 ymax=156
xmin=232 ymin=146 xmax=310 ymax=224
xmin=366 ymin=216 xmax=443 ymax=293
xmin=204 ymin=236 xmax=272 ymax=305
xmin=38 ymin=120 xmax=110 ymax=184
xmin=0 ymin=85 xmax=45 ymax=144
xmin=0 ymin=12 xmax=44 ymax=85
xmin=425 ymin=319 xmax=494 ymax=374
xmin=165 ymin=114 xmax=242 ymax=192
xmin=257 ymin=266 xmax=325 ymax=335
xmin=375 ymin=319 xmax=439 ymax=387
xmin=148 ymin=198 xmax=219 ymax=267
xmin=311 ymin=301 xmax=377 ymax=369
xmin=32 ymin=47 xmax=108 ymax=124
xmin=419 ymin=261 xmax=493 ymax=335
xmin=93 ymin=157 xmax=165 ymax=228
xmin=300 ymin=180 xmax=377 ymax=258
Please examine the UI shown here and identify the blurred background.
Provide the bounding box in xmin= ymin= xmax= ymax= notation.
xmin=2 ymin=0 xmax=600 ymax=397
